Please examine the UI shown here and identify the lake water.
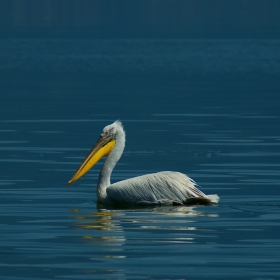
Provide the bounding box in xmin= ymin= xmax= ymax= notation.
xmin=0 ymin=38 xmax=280 ymax=279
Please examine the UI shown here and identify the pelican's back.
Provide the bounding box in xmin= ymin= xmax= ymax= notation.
xmin=106 ymin=171 xmax=217 ymax=205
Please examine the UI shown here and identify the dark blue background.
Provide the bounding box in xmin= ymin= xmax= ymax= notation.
xmin=1 ymin=2 xmax=280 ymax=279
xmin=1 ymin=0 xmax=280 ymax=38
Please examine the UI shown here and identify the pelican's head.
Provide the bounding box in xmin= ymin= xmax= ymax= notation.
xmin=68 ymin=120 xmax=124 ymax=185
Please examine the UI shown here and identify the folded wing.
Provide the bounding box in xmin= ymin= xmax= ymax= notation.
xmin=106 ymin=171 xmax=218 ymax=205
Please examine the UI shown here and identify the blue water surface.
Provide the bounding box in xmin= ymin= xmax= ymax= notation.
xmin=0 ymin=38 xmax=280 ymax=279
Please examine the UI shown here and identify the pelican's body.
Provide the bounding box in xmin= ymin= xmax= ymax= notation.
xmin=68 ymin=121 xmax=219 ymax=205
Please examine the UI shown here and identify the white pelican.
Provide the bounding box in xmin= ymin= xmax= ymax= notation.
xmin=68 ymin=121 xmax=219 ymax=206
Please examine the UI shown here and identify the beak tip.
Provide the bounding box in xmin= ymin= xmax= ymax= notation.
xmin=67 ymin=180 xmax=72 ymax=186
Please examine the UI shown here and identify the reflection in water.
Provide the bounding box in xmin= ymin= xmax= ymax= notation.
xmin=72 ymin=205 xmax=219 ymax=252
xmin=73 ymin=209 xmax=126 ymax=249
xmin=69 ymin=205 xmax=220 ymax=277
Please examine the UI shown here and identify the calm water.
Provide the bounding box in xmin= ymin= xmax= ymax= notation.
xmin=1 ymin=38 xmax=280 ymax=279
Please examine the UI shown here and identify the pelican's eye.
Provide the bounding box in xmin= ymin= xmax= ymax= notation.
xmin=102 ymin=130 xmax=109 ymax=137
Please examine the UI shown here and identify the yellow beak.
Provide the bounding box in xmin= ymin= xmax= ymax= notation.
xmin=68 ymin=134 xmax=116 ymax=185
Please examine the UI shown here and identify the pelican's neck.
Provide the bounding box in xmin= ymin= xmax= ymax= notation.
xmin=97 ymin=126 xmax=125 ymax=202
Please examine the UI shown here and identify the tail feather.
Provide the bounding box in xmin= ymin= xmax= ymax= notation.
xmin=207 ymin=194 xmax=220 ymax=204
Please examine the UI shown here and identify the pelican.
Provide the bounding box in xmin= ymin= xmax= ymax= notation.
xmin=68 ymin=121 xmax=219 ymax=206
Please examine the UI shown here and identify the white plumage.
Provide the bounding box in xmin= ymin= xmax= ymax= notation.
xmin=68 ymin=120 xmax=219 ymax=206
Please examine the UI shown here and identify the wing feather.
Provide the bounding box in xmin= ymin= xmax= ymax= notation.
xmin=106 ymin=171 xmax=213 ymax=205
